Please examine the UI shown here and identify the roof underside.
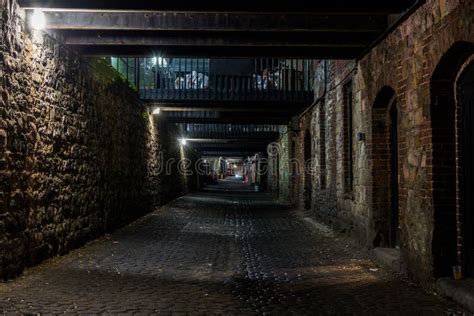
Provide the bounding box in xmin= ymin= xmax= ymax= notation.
xmin=17 ymin=0 xmax=421 ymax=157
xmin=19 ymin=0 xmax=420 ymax=58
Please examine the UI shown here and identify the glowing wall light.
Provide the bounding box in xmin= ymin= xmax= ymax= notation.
xmin=31 ymin=9 xmax=46 ymax=30
xmin=152 ymin=107 xmax=161 ymax=115
xmin=180 ymin=138 xmax=187 ymax=146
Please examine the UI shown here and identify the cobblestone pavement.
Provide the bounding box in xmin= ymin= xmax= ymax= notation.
xmin=0 ymin=180 xmax=468 ymax=315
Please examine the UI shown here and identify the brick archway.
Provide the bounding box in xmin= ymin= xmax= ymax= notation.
xmin=430 ymin=41 xmax=474 ymax=277
xmin=371 ymin=86 xmax=398 ymax=247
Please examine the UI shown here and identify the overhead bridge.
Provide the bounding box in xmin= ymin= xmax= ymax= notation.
xmin=110 ymin=56 xmax=313 ymax=120
xmin=19 ymin=0 xmax=419 ymax=58
xmin=16 ymin=0 xmax=421 ymax=157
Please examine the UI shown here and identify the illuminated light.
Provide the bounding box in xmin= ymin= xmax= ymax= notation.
xmin=152 ymin=107 xmax=160 ymax=115
xmin=159 ymin=57 xmax=168 ymax=67
xmin=151 ymin=56 xmax=168 ymax=67
xmin=31 ymin=9 xmax=46 ymax=30
xmin=180 ymin=138 xmax=187 ymax=146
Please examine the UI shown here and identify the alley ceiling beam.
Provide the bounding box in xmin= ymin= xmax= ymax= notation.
xmin=161 ymin=110 xmax=293 ymax=124
xmin=160 ymin=107 xmax=294 ymax=113
xmin=183 ymin=133 xmax=280 ymax=140
xmin=19 ymin=0 xmax=420 ymax=58
xmin=62 ymin=31 xmax=368 ymax=48
xmin=185 ymin=138 xmax=277 ymax=143
xmin=39 ymin=12 xmax=386 ymax=33
xmin=17 ymin=1 xmax=418 ymax=14
xmin=145 ymin=102 xmax=306 ymax=113
xmin=71 ymin=45 xmax=362 ymax=58
xmin=192 ymin=145 xmax=270 ymax=152
xmin=164 ymin=116 xmax=290 ymax=125
xmin=200 ymin=151 xmax=258 ymax=157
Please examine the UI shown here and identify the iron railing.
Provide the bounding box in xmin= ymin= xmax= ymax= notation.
xmin=179 ymin=123 xmax=280 ymax=139
xmin=109 ymin=57 xmax=315 ymax=102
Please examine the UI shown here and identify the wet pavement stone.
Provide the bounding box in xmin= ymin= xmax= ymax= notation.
xmin=0 ymin=181 xmax=468 ymax=315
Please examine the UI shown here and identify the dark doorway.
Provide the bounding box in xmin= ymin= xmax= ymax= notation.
xmin=389 ymin=104 xmax=400 ymax=247
xmin=304 ymin=130 xmax=312 ymax=210
xmin=459 ymin=62 xmax=474 ymax=276
xmin=430 ymin=43 xmax=474 ymax=277
xmin=371 ymin=86 xmax=399 ymax=248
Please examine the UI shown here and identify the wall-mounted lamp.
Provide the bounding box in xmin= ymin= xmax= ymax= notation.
xmin=31 ymin=9 xmax=46 ymax=30
xmin=152 ymin=107 xmax=161 ymax=115
xmin=180 ymin=138 xmax=187 ymax=146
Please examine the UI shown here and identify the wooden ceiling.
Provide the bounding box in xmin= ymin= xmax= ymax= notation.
xmin=19 ymin=0 xmax=421 ymax=58
xmin=18 ymin=0 xmax=422 ymax=156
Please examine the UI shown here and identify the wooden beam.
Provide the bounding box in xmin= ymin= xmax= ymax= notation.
xmin=159 ymin=107 xmax=296 ymax=113
xmin=62 ymin=31 xmax=370 ymax=48
xmin=40 ymin=11 xmax=386 ymax=33
xmin=146 ymin=101 xmax=306 ymax=113
xmin=186 ymin=138 xmax=277 ymax=143
xmin=192 ymin=144 xmax=270 ymax=151
xmin=17 ymin=0 xmax=418 ymax=14
xmin=183 ymin=133 xmax=280 ymax=140
xmin=68 ymin=44 xmax=363 ymax=58
xmin=200 ymin=151 xmax=254 ymax=157
xmin=165 ymin=116 xmax=290 ymax=124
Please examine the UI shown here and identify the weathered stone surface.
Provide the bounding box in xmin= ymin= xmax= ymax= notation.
xmin=0 ymin=0 xmax=195 ymax=280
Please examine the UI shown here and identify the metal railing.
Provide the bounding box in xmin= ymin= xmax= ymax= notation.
xmin=109 ymin=57 xmax=315 ymax=102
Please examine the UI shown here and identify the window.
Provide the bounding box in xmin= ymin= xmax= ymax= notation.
xmin=343 ymin=82 xmax=354 ymax=193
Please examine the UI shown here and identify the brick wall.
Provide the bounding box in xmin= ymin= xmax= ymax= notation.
xmin=0 ymin=0 xmax=194 ymax=280
xmin=357 ymin=0 xmax=474 ymax=284
xmin=287 ymin=0 xmax=474 ymax=285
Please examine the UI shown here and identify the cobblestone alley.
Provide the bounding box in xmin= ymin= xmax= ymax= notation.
xmin=0 ymin=181 xmax=465 ymax=315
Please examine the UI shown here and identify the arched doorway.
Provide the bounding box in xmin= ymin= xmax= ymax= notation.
xmin=303 ymin=130 xmax=312 ymax=210
xmin=431 ymin=42 xmax=474 ymax=277
xmin=458 ymin=61 xmax=474 ymax=276
xmin=371 ymin=86 xmax=399 ymax=248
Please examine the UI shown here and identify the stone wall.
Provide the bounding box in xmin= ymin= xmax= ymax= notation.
xmin=0 ymin=0 xmax=194 ymax=280
xmin=286 ymin=0 xmax=474 ymax=286
xmin=267 ymin=126 xmax=291 ymax=203
xmin=293 ymin=60 xmax=361 ymax=236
